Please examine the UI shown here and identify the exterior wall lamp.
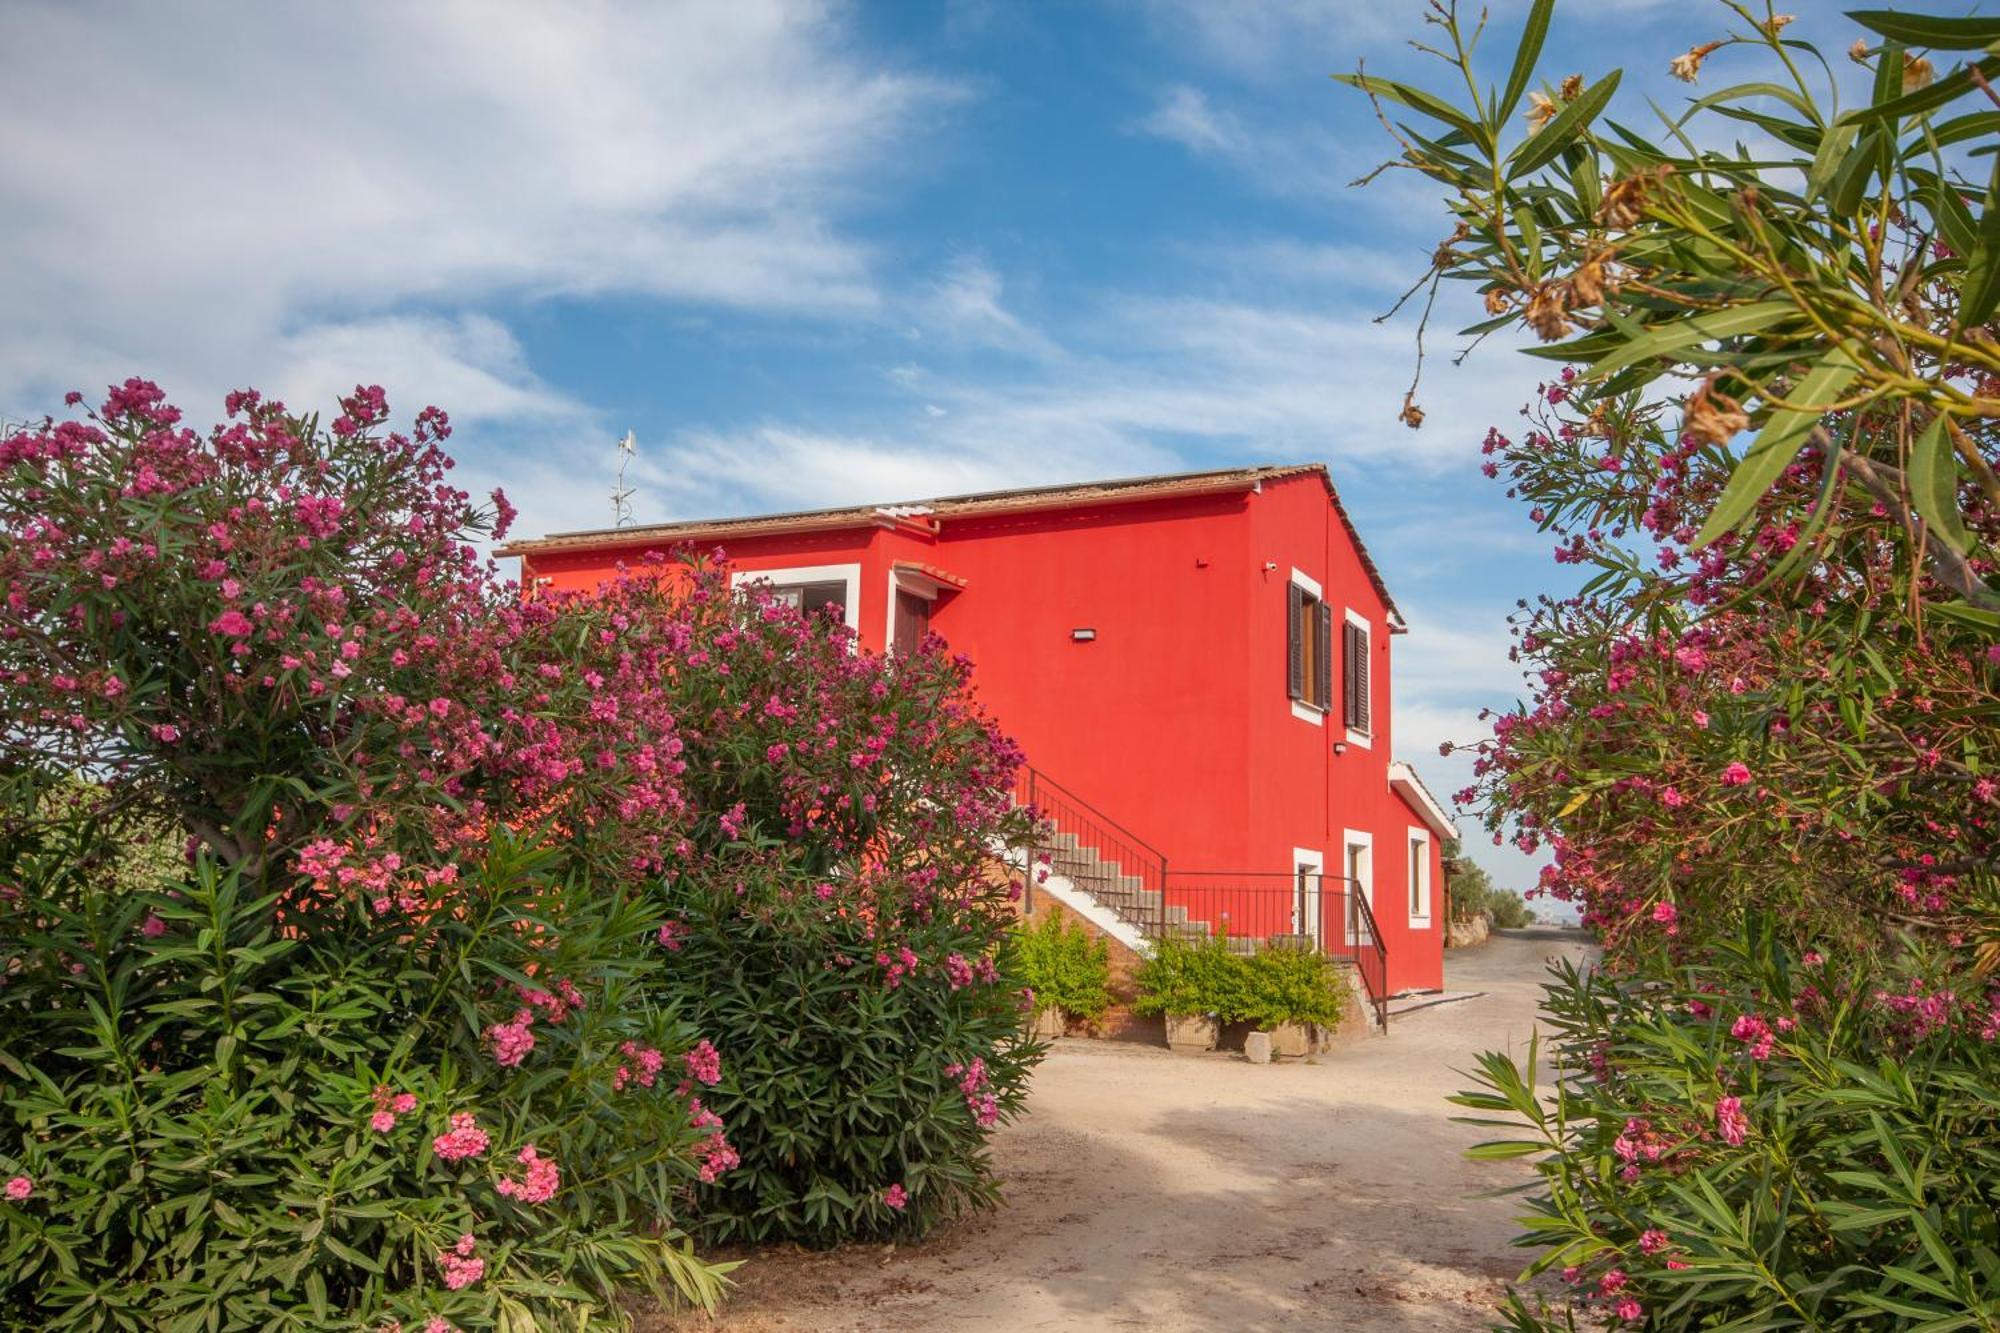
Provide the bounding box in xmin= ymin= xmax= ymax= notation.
xmin=1071 ymin=628 xmax=1097 ymax=642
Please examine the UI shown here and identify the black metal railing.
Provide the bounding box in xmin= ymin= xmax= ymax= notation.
xmin=1164 ymin=871 xmax=1389 ymax=1029
xmin=1013 ymin=768 xmax=1391 ymax=1029
xmin=1014 ymin=766 xmax=1168 ymax=937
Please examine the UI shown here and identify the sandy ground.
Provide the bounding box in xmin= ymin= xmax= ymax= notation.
xmin=647 ymin=926 xmax=1594 ymax=1333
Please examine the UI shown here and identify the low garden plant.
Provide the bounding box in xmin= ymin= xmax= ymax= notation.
xmin=1013 ymin=913 xmax=1114 ymax=1027
xmin=1131 ymin=933 xmax=1246 ymax=1022
xmin=1238 ymin=942 xmax=1346 ymax=1033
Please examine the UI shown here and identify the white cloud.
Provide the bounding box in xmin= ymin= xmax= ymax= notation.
xmin=917 ymin=256 xmax=1063 ymax=358
xmin=271 ymin=315 xmax=581 ymax=425
xmin=1138 ymin=86 xmax=1248 ymax=156
xmin=0 ymin=0 xmax=949 ymax=417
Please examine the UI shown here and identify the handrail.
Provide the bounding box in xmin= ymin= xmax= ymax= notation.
xmin=1013 ymin=766 xmax=1170 ymax=938
xmin=1013 ymin=768 xmax=1389 ymax=1029
xmin=1344 ymin=880 xmax=1390 ymax=1030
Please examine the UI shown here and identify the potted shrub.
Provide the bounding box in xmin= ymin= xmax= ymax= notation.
xmin=1134 ymin=933 xmax=1245 ymax=1052
xmin=1013 ymin=912 xmax=1113 ymax=1038
xmin=1243 ymin=942 xmax=1345 ymax=1057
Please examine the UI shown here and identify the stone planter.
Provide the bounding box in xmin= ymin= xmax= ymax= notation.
xmin=1031 ymin=1007 xmax=1066 ymax=1040
xmin=1268 ymin=1022 xmax=1312 ymax=1058
xmin=1164 ymin=1013 xmax=1219 ymax=1052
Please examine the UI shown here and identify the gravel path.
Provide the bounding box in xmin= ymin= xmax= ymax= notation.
xmin=649 ymin=926 xmax=1594 ymax=1333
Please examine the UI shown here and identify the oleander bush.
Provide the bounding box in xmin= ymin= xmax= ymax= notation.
xmin=0 ymin=382 xmax=732 ymax=1329
xmin=0 ymin=380 xmax=1042 ymax=1326
xmin=565 ymin=561 xmax=1041 ymax=1246
xmin=1013 ymin=913 xmax=1114 ymax=1025
xmin=1347 ymin=2 xmax=2000 ymax=1326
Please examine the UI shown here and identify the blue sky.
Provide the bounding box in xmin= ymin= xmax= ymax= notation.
xmin=0 ymin=1 xmax=1885 ymax=898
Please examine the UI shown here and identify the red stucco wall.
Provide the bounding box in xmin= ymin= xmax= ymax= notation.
xmin=517 ymin=475 xmax=1445 ymax=993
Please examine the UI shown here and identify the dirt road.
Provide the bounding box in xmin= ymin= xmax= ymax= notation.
xmin=651 ymin=926 xmax=1593 ymax=1333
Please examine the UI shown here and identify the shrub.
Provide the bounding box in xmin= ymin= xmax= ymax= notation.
xmin=1459 ymin=919 xmax=2000 ymax=1329
xmin=1447 ymin=855 xmax=1534 ymax=931
xmin=1344 ymin=4 xmax=2000 ymax=1327
xmin=1239 ymin=943 xmax=1346 ymax=1032
xmin=568 ymin=563 xmax=1042 ymax=1246
xmin=1013 ymin=914 xmax=1113 ymax=1024
xmin=0 ymin=384 xmax=731 ymax=1328
xmin=1132 ymin=934 xmax=1248 ymax=1021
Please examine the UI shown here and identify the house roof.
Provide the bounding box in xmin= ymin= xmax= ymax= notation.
xmin=1389 ymin=761 xmax=1456 ymax=841
xmin=498 ymin=463 xmax=1401 ymax=623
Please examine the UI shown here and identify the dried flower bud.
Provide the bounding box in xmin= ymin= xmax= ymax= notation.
xmin=1903 ymin=56 xmax=1935 ymax=93
xmin=1599 ymin=166 xmax=1670 ymax=230
xmin=1525 ymin=90 xmax=1558 ymax=131
xmin=1484 ymin=287 xmax=1514 ymax=316
xmin=1848 ymin=38 xmax=1870 ymax=63
xmin=1569 ymin=253 xmax=1609 ymax=308
xmin=1669 ymin=41 xmax=1724 ymax=84
xmin=1398 ymin=394 xmax=1426 ymax=429
xmin=1524 ymin=284 xmax=1573 ymax=341
xmin=1761 ymin=14 xmax=1794 ymax=36
xmin=1559 ymin=73 xmax=1584 ymax=101
xmin=1683 ymin=378 xmax=1749 ymax=446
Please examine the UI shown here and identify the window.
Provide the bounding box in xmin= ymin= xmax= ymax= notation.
xmin=770 ymin=580 xmax=848 ymax=618
xmin=1287 ymin=574 xmax=1333 ymax=718
xmin=1342 ymin=612 xmax=1372 ymax=737
xmin=731 ymin=564 xmax=862 ymax=635
xmin=1407 ymin=829 xmax=1431 ymax=925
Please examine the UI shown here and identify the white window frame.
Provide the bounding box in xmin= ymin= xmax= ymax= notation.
xmin=1290 ymin=567 xmax=1325 ymax=726
xmin=1342 ymin=606 xmax=1373 ymax=749
xmin=732 ymin=562 xmax=863 ymax=635
xmin=1406 ymin=826 xmax=1432 ymax=927
xmin=1292 ymin=846 xmax=1325 ymax=947
xmin=1341 ymin=829 xmax=1374 ymax=947
xmin=882 ymin=567 xmax=942 ymax=654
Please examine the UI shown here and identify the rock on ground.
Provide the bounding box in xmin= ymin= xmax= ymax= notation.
xmin=644 ymin=926 xmax=1594 ymax=1333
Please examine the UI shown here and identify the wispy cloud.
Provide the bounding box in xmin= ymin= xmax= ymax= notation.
xmin=1137 ymin=86 xmax=1249 ymax=156
xmin=0 ymin=0 xmax=952 ymax=417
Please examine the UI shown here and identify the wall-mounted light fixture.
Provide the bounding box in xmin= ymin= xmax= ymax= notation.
xmin=1071 ymin=628 xmax=1097 ymax=642
xmin=1333 ymin=741 xmax=1348 ymax=756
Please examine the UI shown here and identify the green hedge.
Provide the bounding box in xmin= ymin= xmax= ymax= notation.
xmin=1012 ymin=914 xmax=1113 ymax=1023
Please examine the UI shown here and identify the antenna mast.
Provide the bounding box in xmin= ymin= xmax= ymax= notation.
xmin=611 ymin=430 xmax=637 ymax=527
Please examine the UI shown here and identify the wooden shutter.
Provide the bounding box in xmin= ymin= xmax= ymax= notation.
xmin=1352 ymin=621 xmax=1371 ymax=731
xmin=1286 ymin=584 xmax=1305 ymax=700
xmin=1313 ymin=601 xmax=1333 ymax=710
xmin=1342 ymin=622 xmax=1359 ymax=726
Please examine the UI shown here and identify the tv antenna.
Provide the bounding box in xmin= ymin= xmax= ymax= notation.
xmin=611 ymin=430 xmax=637 ymax=527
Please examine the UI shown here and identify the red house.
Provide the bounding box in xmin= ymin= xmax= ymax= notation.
xmin=501 ymin=464 xmax=1453 ymax=1015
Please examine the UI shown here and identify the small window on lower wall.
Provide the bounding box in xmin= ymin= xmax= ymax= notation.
xmin=1407 ymin=828 xmax=1431 ymax=925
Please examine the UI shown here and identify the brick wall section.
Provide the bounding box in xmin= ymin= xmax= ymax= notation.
xmin=1015 ymin=885 xmax=1163 ymax=1044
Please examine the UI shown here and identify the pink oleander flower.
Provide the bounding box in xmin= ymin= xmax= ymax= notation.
xmin=1715 ymin=1095 xmax=1750 ymax=1146
xmin=433 ymin=1112 xmax=490 ymax=1161
xmin=1639 ymin=1228 xmax=1669 ymax=1254
xmin=151 ymin=723 xmax=181 ymax=744
xmin=370 ymin=1110 xmax=397 ymax=1133
xmin=139 ymin=913 xmax=167 ymax=937
xmin=656 ymin=919 xmax=687 ymax=951
xmin=882 ymin=1183 xmax=908 ymax=1210
xmin=4 ymin=1175 xmax=31 ymax=1201
xmin=684 ymin=1038 xmax=722 ymax=1087
xmin=495 ymin=1143 xmax=560 ymax=1204
xmin=1613 ymin=1297 xmax=1643 ymax=1322
xmin=392 ymin=1092 xmax=417 ymax=1114
xmin=437 ymin=1233 xmax=484 ymax=1290
xmin=486 ymin=1009 xmax=536 ymax=1067
xmin=1650 ymin=900 xmax=1678 ymax=926
xmin=1721 ymin=760 xmax=1752 ymax=786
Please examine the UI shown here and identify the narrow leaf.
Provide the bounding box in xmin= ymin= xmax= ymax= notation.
xmin=1696 ymin=348 xmax=1863 ymax=547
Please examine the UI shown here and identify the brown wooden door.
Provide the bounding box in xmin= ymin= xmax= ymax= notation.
xmin=893 ymin=590 xmax=931 ymax=655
